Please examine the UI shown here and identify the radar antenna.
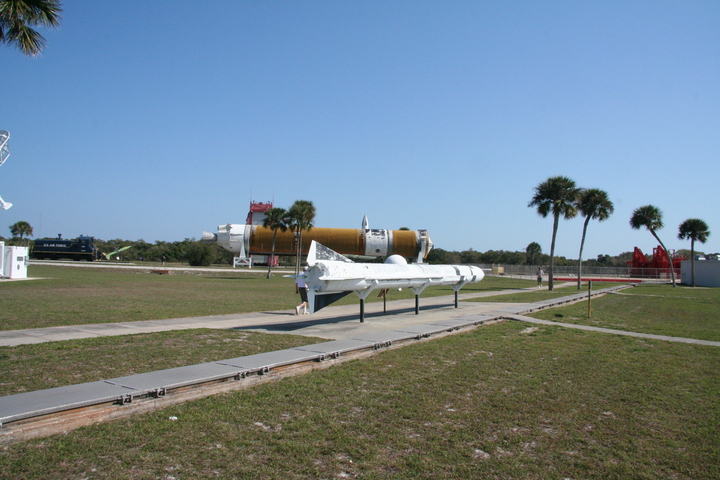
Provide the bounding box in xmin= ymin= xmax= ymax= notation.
xmin=0 ymin=131 xmax=8 ymax=167
xmin=0 ymin=130 xmax=12 ymax=210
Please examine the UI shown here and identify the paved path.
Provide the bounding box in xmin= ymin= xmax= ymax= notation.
xmin=0 ymin=289 xmax=532 ymax=347
xmin=2 ymin=284 xmax=717 ymax=348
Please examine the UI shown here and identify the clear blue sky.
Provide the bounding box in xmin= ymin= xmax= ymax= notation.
xmin=2 ymin=1 xmax=718 ymax=259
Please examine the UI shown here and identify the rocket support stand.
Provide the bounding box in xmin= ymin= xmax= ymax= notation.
xmin=355 ymin=286 xmax=377 ymax=323
xmin=452 ymin=280 xmax=469 ymax=309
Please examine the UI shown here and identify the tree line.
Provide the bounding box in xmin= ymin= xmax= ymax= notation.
xmin=425 ymin=246 xmax=636 ymax=268
xmin=3 ymin=186 xmax=711 ymax=287
xmin=1 ymin=222 xmax=636 ymax=269
xmin=1 ymin=199 xmax=319 ymax=271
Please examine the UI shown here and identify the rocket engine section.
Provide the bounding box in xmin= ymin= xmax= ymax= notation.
xmin=202 ymin=222 xmax=433 ymax=262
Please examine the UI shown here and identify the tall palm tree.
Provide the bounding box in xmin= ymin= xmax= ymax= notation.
xmin=9 ymin=220 xmax=33 ymax=245
xmin=528 ymin=176 xmax=580 ymax=290
xmin=0 ymin=0 xmax=62 ymax=56
xmin=630 ymin=205 xmax=676 ymax=287
xmin=678 ymin=218 xmax=710 ymax=287
xmin=575 ymin=188 xmax=614 ymax=289
xmin=262 ymin=207 xmax=289 ymax=279
xmin=288 ymin=200 xmax=315 ymax=274
xmin=525 ymin=242 xmax=541 ymax=266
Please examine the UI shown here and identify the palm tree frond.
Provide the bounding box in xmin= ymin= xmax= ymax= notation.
xmin=528 ymin=176 xmax=580 ymax=290
xmin=0 ymin=0 xmax=62 ymax=56
xmin=678 ymin=218 xmax=710 ymax=243
xmin=630 ymin=205 xmax=663 ymax=231
xmin=576 ymin=188 xmax=614 ymax=221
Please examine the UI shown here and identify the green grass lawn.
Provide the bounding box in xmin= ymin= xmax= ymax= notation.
xmin=1 ymin=321 xmax=718 ymax=479
xmin=527 ymin=283 xmax=720 ymax=342
xmin=0 ymin=329 xmax=325 ymax=397
xmin=0 ymin=265 xmax=536 ymax=331
xmin=467 ymin=281 xmax=630 ymax=303
xmin=1 ymin=266 xmax=718 ymax=478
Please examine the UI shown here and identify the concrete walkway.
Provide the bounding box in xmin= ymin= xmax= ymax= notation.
xmin=0 ymin=289 xmax=531 ymax=347
xmin=2 ymin=284 xmax=718 ymax=348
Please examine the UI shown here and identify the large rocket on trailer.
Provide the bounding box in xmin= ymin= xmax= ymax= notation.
xmin=203 ymin=215 xmax=433 ymax=264
xmin=303 ymin=241 xmax=484 ymax=321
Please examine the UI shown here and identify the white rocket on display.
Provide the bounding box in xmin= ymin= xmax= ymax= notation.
xmin=303 ymin=241 xmax=485 ymax=321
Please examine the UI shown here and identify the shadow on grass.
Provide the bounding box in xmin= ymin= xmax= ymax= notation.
xmin=434 ymin=286 xmax=538 ymax=295
xmin=236 ymin=303 xmax=455 ymax=332
xmin=205 ymin=276 xmax=259 ymax=281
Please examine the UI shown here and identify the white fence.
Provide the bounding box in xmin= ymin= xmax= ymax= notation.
xmin=477 ymin=264 xmax=677 ymax=283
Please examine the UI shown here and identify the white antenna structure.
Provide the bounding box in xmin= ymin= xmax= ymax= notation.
xmin=0 ymin=130 xmax=12 ymax=210
xmin=0 ymin=131 xmax=8 ymax=167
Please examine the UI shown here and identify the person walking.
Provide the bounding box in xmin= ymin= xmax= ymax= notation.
xmin=295 ymin=267 xmax=309 ymax=314
xmin=536 ymin=268 xmax=544 ymax=289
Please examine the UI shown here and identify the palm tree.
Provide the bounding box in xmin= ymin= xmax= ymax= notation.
xmin=262 ymin=207 xmax=289 ymax=279
xmin=9 ymin=220 xmax=33 ymax=245
xmin=0 ymin=0 xmax=62 ymax=56
xmin=528 ymin=176 xmax=580 ymax=290
xmin=630 ymin=205 xmax=676 ymax=287
xmin=575 ymin=188 xmax=614 ymax=289
xmin=525 ymin=242 xmax=541 ymax=266
xmin=288 ymin=200 xmax=316 ymax=274
xmin=678 ymin=218 xmax=710 ymax=287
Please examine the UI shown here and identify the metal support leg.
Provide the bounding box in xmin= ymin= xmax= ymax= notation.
xmin=455 ymin=290 xmax=459 ymax=308
xmin=360 ymin=299 xmax=365 ymax=323
xmin=415 ymin=294 xmax=419 ymax=315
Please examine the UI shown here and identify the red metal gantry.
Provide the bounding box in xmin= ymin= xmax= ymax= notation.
xmin=627 ymin=245 xmax=686 ymax=279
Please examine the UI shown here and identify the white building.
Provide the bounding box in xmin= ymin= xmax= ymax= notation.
xmin=1 ymin=242 xmax=29 ymax=279
xmin=680 ymin=256 xmax=720 ymax=287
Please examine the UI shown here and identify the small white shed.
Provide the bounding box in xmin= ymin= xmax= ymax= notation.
xmin=1 ymin=242 xmax=29 ymax=279
xmin=681 ymin=258 xmax=720 ymax=287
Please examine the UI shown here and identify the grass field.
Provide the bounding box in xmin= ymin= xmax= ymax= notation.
xmin=525 ymin=284 xmax=720 ymax=342
xmin=1 ymin=265 xmax=718 ymax=479
xmin=0 ymin=265 xmax=535 ymax=331
xmin=0 ymin=329 xmax=325 ymax=397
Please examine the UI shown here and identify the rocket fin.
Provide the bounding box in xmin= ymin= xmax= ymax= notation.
xmin=307 ymin=241 xmax=355 ymax=266
xmin=309 ymin=290 xmax=353 ymax=313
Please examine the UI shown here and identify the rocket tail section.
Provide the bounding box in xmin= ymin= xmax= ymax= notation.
xmin=307 ymin=240 xmax=355 ymax=266
xmin=308 ymin=290 xmax=353 ymax=314
xmin=306 ymin=242 xmax=355 ymax=313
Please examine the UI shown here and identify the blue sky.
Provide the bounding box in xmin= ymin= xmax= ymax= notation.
xmin=2 ymin=1 xmax=718 ymax=259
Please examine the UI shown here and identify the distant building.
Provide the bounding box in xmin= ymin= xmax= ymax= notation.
xmin=681 ymin=255 xmax=720 ymax=287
